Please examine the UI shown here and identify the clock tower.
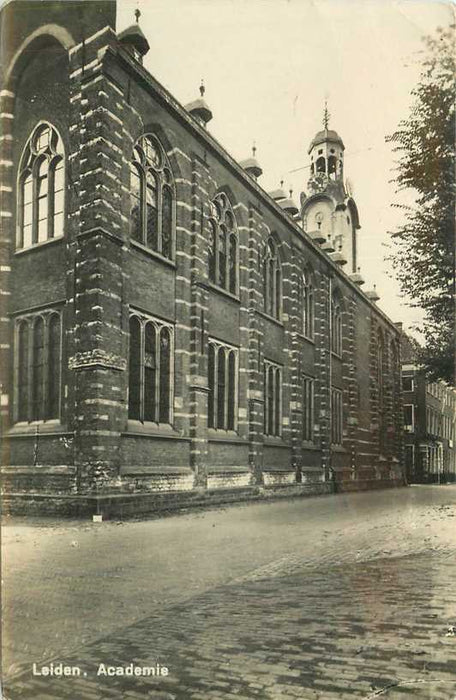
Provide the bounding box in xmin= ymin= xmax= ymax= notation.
xmin=301 ymin=106 xmax=361 ymax=275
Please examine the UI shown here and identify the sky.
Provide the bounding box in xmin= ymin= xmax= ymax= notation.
xmin=117 ymin=0 xmax=453 ymax=333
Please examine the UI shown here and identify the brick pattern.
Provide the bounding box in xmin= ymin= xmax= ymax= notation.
xmin=1 ymin=8 xmax=405 ymax=505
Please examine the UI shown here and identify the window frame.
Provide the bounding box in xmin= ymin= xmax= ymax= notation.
xmin=16 ymin=122 xmax=65 ymax=250
xmin=207 ymin=338 xmax=239 ymax=431
xmin=263 ymin=237 xmax=282 ymax=321
xmin=402 ymin=376 xmax=414 ymax=392
xmin=129 ymin=134 xmax=176 ymax=260
xmin=299 ymin=269 xmax=314 ymax=339
xmin=331 ymin=387 xmax=343 ymax=445
xmin=128 ymin=312 xmax=174 ymax=426
xmin=207 ymin=193 xmax=239 ymax=296
xmin=13 ymin=310 xmax=62 ymax=424
xmin=264 ymin=359 xmax=282 ymax=437
xmin=330 ymin=291 xmax=343 ymax=356
xmin=404 ymin=403 xmax=415 ymax=433
xmin=302 ymin=374 xmax=315 ymax=443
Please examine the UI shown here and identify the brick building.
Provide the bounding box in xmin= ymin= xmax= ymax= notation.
xmin=401 ymin=334 xmax=456 ymax=483
xmin=0 ymin=0 xmax=405 ymax=517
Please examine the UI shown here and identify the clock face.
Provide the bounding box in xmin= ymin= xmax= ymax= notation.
xmin=308 ymin=172 xmax=328 ymax=193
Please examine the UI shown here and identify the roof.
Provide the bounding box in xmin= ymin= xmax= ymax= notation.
xmin=308 ymin=128 xmax=345 ymax=153
xmin=118 ymin=24 xmax=150 ymax=57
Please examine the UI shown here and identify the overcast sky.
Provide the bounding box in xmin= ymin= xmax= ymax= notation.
xmin=117 ymin=0 xmax=453 ymax=333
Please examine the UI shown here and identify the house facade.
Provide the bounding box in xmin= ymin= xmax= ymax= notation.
xmin=401 ymin=335 xmax=456 ymax=483
xmin=0 ymin=0 xmax=404 ymax=517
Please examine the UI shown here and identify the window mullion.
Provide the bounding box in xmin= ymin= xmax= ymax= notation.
xmin=215 ymin=225 xmax=220 ymax=287
xmin=271 ymin=367 xmax=276 ymax=436
xmin=141 ymin=168 xmax=147 ymax=246
xmin=224 ymin=349 xmax=229 ymax=429
xmin=157 ymin=179 xmax=163 ymax=255
xmin=213 ymin=345 xmax=218 ymax=428
xmin=42 ymin=316 xmax=49 ymax=420
xmin=48 ymin=159 xmax=55 ymax=240
xmin=32 ymin=165 xmax=39 ymax=245
xmin=18 ymin=177 xmax=25 ymax=249
xmin=264 ymin=363 xmax=268 ymax=434
xmin=139 ymin=321 xmax=145 ymax=422
xmin=155 ymin=324 xmax=161 ymax=423
xmin=27 ymin=320 xmax=33 ymax=422
xmin=225 ymin=237 xmax=229 ymax=291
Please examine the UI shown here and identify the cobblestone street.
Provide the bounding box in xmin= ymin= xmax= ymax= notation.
xmin=3 ymin=486 xmax=456 ymax=699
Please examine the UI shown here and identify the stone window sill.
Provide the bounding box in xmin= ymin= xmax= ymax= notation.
xmin=15 ymin=236 xmax=64 ymax=256
xmin=130 ymin=240 xmax=176 ymax=269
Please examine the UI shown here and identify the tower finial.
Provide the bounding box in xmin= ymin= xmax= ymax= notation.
xmin=252 ymin=140 xmax=256 ymax=157
xmin=199 ymin=79 xmax=205 ymax=97
xmin=134 ymin=7 xmax=141 ymax=23
xmin=323 ymin=99 xmax=330 ymax=130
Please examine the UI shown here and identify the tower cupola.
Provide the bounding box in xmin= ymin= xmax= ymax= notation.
xmin=308 ymin=103 xmax=345 ymax=183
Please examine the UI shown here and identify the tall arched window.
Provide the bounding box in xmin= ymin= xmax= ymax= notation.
xmin=14 ymin=311 xmax=62 ymax=422
xmin=128 ymin=313 xmax=173 ymax=424
xmin=129 ymin=134 xmax=175 ymax=259
xmin=300 ymin=269 xmax=314 ymax=338
xmin=264 ymin=360 xmax=282 ymax=437
xmin=377 ymin=331 xmax=384 ymax=407
xmin=331 ymin=290 xmax=343 ymax=355
xmin=207 ymin=193 xmax=238 ymax=294
xmin=17 ymin=123 xmax=65 ymax=249
xmin=207 ymin=339 xmax=238 ymax=430
xmin=263 ymin=237 xmax=282 ymax=320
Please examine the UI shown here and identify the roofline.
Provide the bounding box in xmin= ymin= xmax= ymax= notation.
xmin=109 ymin=45 xmax=400 ymax=335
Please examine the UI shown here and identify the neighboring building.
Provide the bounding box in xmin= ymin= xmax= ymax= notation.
xmin=0 ymin=0 xmax=404 ymax=517
xmin=401 ymin=332 xmax=456 ymax=483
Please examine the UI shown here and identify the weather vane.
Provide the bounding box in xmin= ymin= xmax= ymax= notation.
xmin=323 ymin=99 xmax=330 ymax=130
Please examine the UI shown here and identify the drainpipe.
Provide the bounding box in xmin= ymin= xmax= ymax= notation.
xmin=327 ymin=273 xmax=334 ymax=488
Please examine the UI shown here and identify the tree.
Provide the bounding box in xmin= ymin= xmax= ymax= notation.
xmin=386 ymin=23 xmax=455 ymax=384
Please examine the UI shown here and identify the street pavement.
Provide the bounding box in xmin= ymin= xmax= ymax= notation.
xmin=2 ymin=485 xmax=456 ymax=699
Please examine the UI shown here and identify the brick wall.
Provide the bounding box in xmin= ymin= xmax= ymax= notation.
xmin=1 ymin=1 xmax=405 ymax=511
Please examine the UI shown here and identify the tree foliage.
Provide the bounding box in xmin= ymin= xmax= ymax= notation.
xmin=387 ymin=24 xmax=455 ymax=384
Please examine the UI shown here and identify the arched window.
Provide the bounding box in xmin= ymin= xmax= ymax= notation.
xmin=328 ymin=155 xmax=337 ymax=179
xmin=129 ymin=134 xmax=175 ymax=259
xmin=331 ymin=291 xmax=343 ymax=355
xmin=300 ymin=270 xmax=314 ymax=338
xmin=128 ymin=313 xmax=173 ymax=424
xmin=47 ymin=314 xmax=61 ymax=419
xmin=207 ymin=339 xmax=238 ymax=430
xmin=377 ymin=331 xmax=384 ymax=407
xmin=316 ymin=156 xmax=326 ymax=174
xmin=17 ymin=321 xmax=29 ymax=422
xmin=14 ymin=311 xmax=62 ymax=422
xmin=207 ymin=193 xmax=238 ymax=294
xmin=263 ymin=237 xmax=282 ymax=320
xmin=17 ymin=123 xmax=65 ymax=249
xmin=264 ymin=360 xmax=282 ymax=437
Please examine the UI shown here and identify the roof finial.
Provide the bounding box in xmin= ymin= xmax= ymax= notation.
xmin=280 ymin=179 xmax=284 ymax=188
xmin=252 ymin=141 xmax=257 ymax=157
xmin=199 ymin=79 xmax=205 ymax=97
xmin=323 ymin=99 xmax=330 ymax=130
xmin=289 ymin=187 xmax=293 ymax=198
xmin=134 ymin=7 xmax=141 ymax=23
